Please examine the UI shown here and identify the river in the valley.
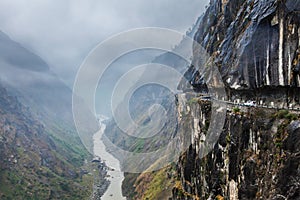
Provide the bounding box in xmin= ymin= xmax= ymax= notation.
xmin=93 ymin=119 xmax=126 ymax=200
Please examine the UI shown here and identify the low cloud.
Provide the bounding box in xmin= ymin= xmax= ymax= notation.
xmin=0 ymin=0 xmax=209 ymax=86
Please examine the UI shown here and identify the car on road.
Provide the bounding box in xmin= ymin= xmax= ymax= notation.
xmin=243 ymin=101 xmax=256 ymax=107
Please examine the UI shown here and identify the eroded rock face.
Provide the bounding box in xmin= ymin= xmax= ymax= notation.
xmin=172 ymin=0 xmax=300 ymax=199
xmin=173 ymin=99 xmax=300 ymax=199
xmin=190 ymin=0 xmax=300 ymax=89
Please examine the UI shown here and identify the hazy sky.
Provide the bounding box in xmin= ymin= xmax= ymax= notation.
xmin=0 ymin=0 xmax=209 ymax=86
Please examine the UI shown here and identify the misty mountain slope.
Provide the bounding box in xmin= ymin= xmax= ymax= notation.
xmin=0 ymin=30 xmax=49 ymax=72
xmin=0 ymin=83 xmax=93 ymax=199
xmin=0 ymin=30 xmax=75 ymax=126
xmin=0 ymin=31 xmax=94 ymax=198
xmin=106 ymin=31 xmax=200 ymax=199
xmin=0 ymin=30 xmax=91 ymax=153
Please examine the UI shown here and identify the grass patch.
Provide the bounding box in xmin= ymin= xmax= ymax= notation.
xmin=232 ymin=107 xmax=240 ymax=114
xmin=143 ymin=167 xmax=174 ymax=200
xmin=274 ymin=110 xmax=298 ymax=120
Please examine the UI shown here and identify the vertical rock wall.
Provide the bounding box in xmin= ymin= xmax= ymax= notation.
xmin=173 ymin=0 xmax=300 ymax=199
xmin=191 ymin=0 xmax=300 ymax=89
xmin=173 ymin=98 xmax=299 ymax=199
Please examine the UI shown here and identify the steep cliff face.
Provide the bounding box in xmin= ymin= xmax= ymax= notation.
xmin=173 ymin=99 xmax=299 ymax=199
xmin=192 ymin=0 xmax=300 ymax=89
xmin=172 ymin=0 xmax=300 ymax=199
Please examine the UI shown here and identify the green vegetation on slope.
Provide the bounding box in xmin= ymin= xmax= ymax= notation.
xmin=0 ymin=85 xmax=93 ymax=199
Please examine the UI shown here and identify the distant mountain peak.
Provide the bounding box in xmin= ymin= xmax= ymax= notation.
xmin=0 ymin=30 xmax=49 ymax=72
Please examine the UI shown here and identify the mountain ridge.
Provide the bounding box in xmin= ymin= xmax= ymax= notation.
xmin=0 ymin=30 xmax=95 ymax=199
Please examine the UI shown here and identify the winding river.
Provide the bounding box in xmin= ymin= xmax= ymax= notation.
xmin=93 ymin=119 xmax=126 ymax=200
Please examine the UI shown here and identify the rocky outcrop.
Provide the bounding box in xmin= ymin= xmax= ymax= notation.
xmin=173 ymin=98 xmax=300 ymax=199
xmin=190 ymin=0 xmax=300 ymax=89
